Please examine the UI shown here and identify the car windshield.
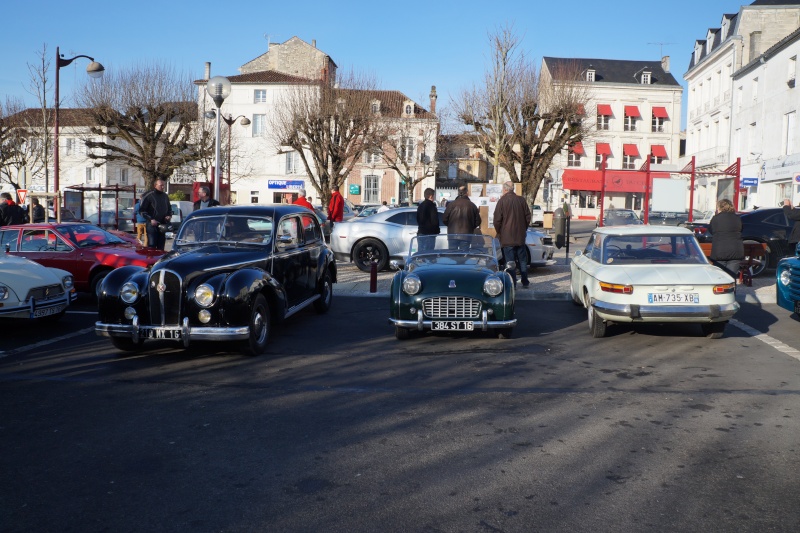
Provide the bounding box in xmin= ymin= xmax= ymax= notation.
xmin=57 ymin=224 xmax=126 ymax=247
xmin=175 ymin=215 xmax=273 ymax=246
xmin=407 ymin=234 xmax=498 ymax=269
xmin=602 ymin=233 xmax=707 ymax=265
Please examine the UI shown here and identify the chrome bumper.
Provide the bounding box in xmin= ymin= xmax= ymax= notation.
xmin=96 ymin=316 xmax=249 ymax=348
xmin=389 ymin=309 xmax=517 ymax=331
xmin=592 ymin=299 xmax=740 ymax=322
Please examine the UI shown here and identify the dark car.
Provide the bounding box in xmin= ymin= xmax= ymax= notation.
xmin=0 ymin=222 xmax=165 ymax=296
xmin=647 ymin=209 xmax=705 ymax=226
xmin=86 ymin=209 xmax=135 ymax=233
xmin=682 ymin=207 xmax=794 ymax=275
xmin=597 ymin=209 xmax=643 ymax=227
xmin=95 ymin=205 xmax=337 ymax=355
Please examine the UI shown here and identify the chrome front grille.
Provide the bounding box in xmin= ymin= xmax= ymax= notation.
xmin=148 ymin=270 xmax=182 ymax=326
xmin=422 ymin=297 xmax=481 ymax=319
xmin=26 ymin=284 xmax=65 ymax=301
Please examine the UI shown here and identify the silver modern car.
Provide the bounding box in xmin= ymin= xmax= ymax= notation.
xmin=330 ymin=206 xmax=556 ymax=272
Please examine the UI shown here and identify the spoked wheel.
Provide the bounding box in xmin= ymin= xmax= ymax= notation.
xmin=353 ymin=239 xmax=388 ymax=272
xmin=313 ymin=270 xmax=333 ymax=314
xmin=743 ymin=241 xmax=769 ymax=277
xmin=701 ymin=321 xmax=727 ymax=339
xmin=241 ymin=294 xmax=271 ymax=356
xmin=588 ymin=304 xmax=607 ymax=338
xmin=395 ymin=326 xmax=411 ymax=340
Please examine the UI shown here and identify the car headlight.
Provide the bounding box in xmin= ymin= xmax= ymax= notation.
xmin=0 ymin=285 xmax=8 ymax=300
xmin=484 ymin=277 xmax=503 ymax=297
xmin=402 ymin=276 xmax=421 ymax=295
xmin=120 ymin=282 xmax=140 ymax=304
xmin=780 ymin=269 xmax=791 ymax=286
xmin=62 ymin=275 xmax=74 ymax=290
xmin=194 ymin=283 xmax=215 ymax=307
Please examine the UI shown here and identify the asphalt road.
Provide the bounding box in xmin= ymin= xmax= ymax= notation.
xmin=2 ymin=294 xmax=799 ymax=532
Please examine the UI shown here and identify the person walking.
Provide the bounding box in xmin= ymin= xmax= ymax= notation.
xmin=193 ymin=186 xmax=220 ymax=210
xmin=293 ymin=188 xmax=314 ymax=210
xmin=328 ymin=185 xmax=344 ymax=228
xmin=416 ymin=187 xmax=440 ymax=252
xmin=139 ymin=179 xmax=172 ymax=250
xmin=0 ymin=192 xmax=25 ymax=227
xmin=133 ymin=199 xmax=148 ymax=247
xmin=783 ymin=198 xmax=800 ymax=250
xmin=709 ymin=198 xmax=744 ymax=279
xmin=493 ymin=181 xmax=532 ymax=288
xmin=443 ymin=185 xmax=481 ymax=249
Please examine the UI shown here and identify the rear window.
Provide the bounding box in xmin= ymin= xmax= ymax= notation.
xmin=602 ymin=234 xmax=706 ymax=265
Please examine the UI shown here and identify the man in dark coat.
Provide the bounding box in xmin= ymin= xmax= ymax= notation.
xmin=0 ymin=192 xmax=25 ymax=227
xmin=139 ymin=179 xmax=172 ymax=250
xmin=31 ymin=197 xmax=45 ymax=223
xmin=443 ymin=185 xmax=481 ymax=250
xmin=493 ymin=181 xmax=532 ymax=287
xmin=783 ymin=198 xmax=800 ymax=248
xmin=193 ymin=186 xmax=220 ymax=211
xmin=416 ymin=187 xmax=440 ymax=252
xmin=709 ymin=198 xmax=744 ymax=279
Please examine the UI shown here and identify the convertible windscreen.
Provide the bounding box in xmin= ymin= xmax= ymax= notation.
xmin=602 ymin=234 xmax=707 ymax=265
xmin=408 ymin=234 xmax=498 ymax=267
xmin=175 ymin=215 xmax=274 ymax=246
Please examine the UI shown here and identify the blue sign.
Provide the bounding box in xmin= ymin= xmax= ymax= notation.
xmin=267 ymin=180 xmax=305 ymax=190
xmin=740 ymin=177 xmax=759 ymax=187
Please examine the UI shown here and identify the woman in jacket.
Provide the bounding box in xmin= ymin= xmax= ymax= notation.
xmin=709 ymin=198 xmax=743 ymax=279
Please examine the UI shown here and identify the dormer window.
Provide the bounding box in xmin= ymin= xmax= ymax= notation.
xmin=371 ymin=100 xmax=381 ymax=115
xmin=586 ymin=68 xmax=595 ymax=82
xmin=641 ymin=71 xmax=651 ymax=85
xmin=403 ymin=100 xmax=414 ymax=117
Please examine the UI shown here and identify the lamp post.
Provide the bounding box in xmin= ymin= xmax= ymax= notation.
xmin=54 ymin=46 xmax=104 ymax=214
xmin=205 ymin=76 xmax=231 ymax=203
xmin=206 ymin=110 xmax=250 ymax=201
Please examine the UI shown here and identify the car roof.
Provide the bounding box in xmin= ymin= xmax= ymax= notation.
xmin=187 ymin=204 xmax=311 ymax=218
xmin=593 ymin=225 xmax=694 ymax=236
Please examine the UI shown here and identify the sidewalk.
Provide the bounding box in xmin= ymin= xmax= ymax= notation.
xmin=334 ymin=243 xmax=776 ymax=304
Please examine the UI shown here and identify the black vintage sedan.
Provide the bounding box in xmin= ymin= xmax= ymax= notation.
xmin=95 ymin=205 xmax=336 ymax=355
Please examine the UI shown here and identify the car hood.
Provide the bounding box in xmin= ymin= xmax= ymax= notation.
xmin=153 ymin=245 xmax=265 ymax=277
xmin=0 ymin=254 xmax=69 ymax=284
xmin=87 ymin=243 xmax=165 ymax=262
xmin=594 ymin=264 xmax=734 ymax=285
xmin=409 ymin=263 xmax=500 ymax=287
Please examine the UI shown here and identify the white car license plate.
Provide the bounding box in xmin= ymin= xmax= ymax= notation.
xmin=432 ymin=321 xmax=474 ymax=331
xmin=143 ymin=328 xmax=182 ymax=339
xmin=32 ymin=304 xmax=66 ymax=318
xmin=648 ymin=293 xmax=699 ymax=304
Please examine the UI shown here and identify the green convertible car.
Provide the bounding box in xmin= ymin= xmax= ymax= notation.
xmin=389 ymin=234 xmax=517 ymax=340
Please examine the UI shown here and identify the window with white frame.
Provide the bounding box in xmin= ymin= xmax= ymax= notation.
xmin=400 ymin=137 xmax=415 ymax=163
xmin=783 ymin=111 xmax=796 ymax=156
xmin=85 ymin=167 xmax=96 ymax=183
xmin=252 ymin=114 xmax=266 ymax=136
xmin=285 ymin=151 xmax=301 ymax=174
xmin=567 ymin=152 xmax=581 ymax=167
xmin=624 ymin=115 xmax=636 ymax=132
xmin=65 ymin=138 xmax=76 ymax=156
xmin=641 ymin=71 xmax=651 ymax=84
xmin=595 ymin=154 xmax=606 ymax=169
xmin=652 ymin=116 xmax=665 ymax=133
xmin=363 ymin=175 xmax=379 ymax=203
xmin=789 ymin=56 xmax=797 ymax=86
xmin=254 ymin=89 xmax=267 ymax=103
xmin=650 ymin=154 xmax=665 ymax=164
xmin=597 ymin=115 xmax=610 ymax=131
xmin=119 ymin=168 xmax=128 ymax=184
xmin=737 ymin=86 xmax=743 ymax=111
xmin=364 ymin=149 xmax=381 ymax=164
xmin=399 ymin=180 xmax=410 ymax=204
xmin=586 ymin=69 xmax=595 ymax=82
xmin=622 ymin=155 xmax=636 ymax=170
xmin=752 ymin=77 xmax=759 ymax=101
xmin=748 ymin=122 xmax=757 ymax=158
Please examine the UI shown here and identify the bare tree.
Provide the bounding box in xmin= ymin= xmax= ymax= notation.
xmin=77 ymin=63 xmax=208 ymax=189
xmin=0 ymin=97 xmax=27 ymax=190
xmin=270 ymin=69 xmax=383 ymax=207
xmin=453 ymin=26 xmax=591 ymax=201
xmin=19 ymin=44 xmax=54 ymax=192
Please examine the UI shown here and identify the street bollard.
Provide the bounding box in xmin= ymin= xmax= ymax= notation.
xmin=369 ymin=261 xmax=378 ymax=293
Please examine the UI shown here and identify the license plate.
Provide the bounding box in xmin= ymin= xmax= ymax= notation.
xmin=432 ymin=321 xmax=474 ymax=331
xmin=32 ymin=304 xmax=66 ymax=318
xmin=648 ymin=293 xmax=699 ymax=304
xmin=142 ymin=328 xmax=182 ymax=339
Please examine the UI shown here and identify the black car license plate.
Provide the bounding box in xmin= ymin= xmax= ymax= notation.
xmin=143 ymin=328 xmax=182 ymax=339
xmin=431 ymin=321 xmax=474 ymax=331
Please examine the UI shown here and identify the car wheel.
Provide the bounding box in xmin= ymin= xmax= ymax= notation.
xmin=570 ymin=285 xmax=583 ymax=306
xmin=588 ymin=304 xmax=607 ymax=338
xmin=701 ymin=321 xmax=727 ymax=339
xmin=90 ymin=270 xmax=110 ymax=300
xmin=744 ymin=241 xmax=768 ymax=277
xmin=242 ymin=294 xmax=270 ymax=356
xmin=353 ymin=238 xmax=388 ymax=272
xmin=313 ymin=270 xmax=333 ymax=314
xmin=395 ymin=326 xmax=411 ymax=340
xmin=496 ymin=328 xmax=513 ymax=339
xmin=111 ymin=337 xmax=144 ymax=353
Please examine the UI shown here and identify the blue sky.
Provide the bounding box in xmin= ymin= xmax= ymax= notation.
xmin=2 ymin=0 xmax=746 ymax=127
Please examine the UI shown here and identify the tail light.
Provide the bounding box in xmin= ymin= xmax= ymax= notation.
xmin=600 ymin=282 xmax=633 ymax=294
xmin=713 ymin=283 xmax=735 ymax=294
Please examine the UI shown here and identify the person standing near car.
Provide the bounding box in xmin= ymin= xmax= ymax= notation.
xmin=133 ymin=199 xmax=148 ymax=247
xmin=0 ymin=192 xmax=25 ymax=227
xmin=293 ymin=188 xmax=314 ymax=210
xmin=416 ymin=187 xmax=440 ymax=252
xmin=493 ymin=181 xmax=532 ymax=288
xmin=709 ymin=198 xmax=744 ymax=279
xmin=443 ymin=185 xmax=481 ymax=235
xmin=139 ymin=179 xmax=172 ymax=250
xmin=193 ymin=186 xmax=220 ymax=211
xmin=30 ymin=197 xmax=45 ymax=223
xmin=783 ymin=198 xmax=800 ymax=248
xmin=328 ymin=185 xmax=344 ymax=228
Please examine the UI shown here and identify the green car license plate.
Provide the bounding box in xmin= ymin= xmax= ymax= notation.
xmin=143 ymin=328 xmax=182 ymax=339
xmin=432 ymin=321 xmax=474 ymax=331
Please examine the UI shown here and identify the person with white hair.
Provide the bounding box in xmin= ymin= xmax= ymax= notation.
xmin=293 ymin=188 xmax=313 ymax=210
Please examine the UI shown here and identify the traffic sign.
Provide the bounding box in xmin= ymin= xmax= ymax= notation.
xmin=740 ymin=178 xmax=758 ymax=187
xmin=17 ymin=189 xmax=28 ymax=205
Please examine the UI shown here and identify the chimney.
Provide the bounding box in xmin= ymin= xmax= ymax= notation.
xmin=661 ymin=55 xmax=670 ymax=73
xmin=429 ymin=85 xmax=438 ymax=114
xmin=204 ymin=62 xmax=211 ymax=80
xmin=312 ymin=39 xmax=317 ymax=48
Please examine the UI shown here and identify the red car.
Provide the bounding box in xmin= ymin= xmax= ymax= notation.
xmin=0 ymin=222 xmax=166 ymax=296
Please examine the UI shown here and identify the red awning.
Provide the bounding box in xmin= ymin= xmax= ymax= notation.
xmin=570 ymin=141 xmax=585 ymax=155
xmin=652 ymin=106 xmax=669 ymax=118
xmin=597 ymin=104 xmax=613 ymax=116
xmin=624 ymin=105 xmax=640 ymax=117
xmin=650 ymin=145 xmax=668 ymax=158
xmin=623 ymin=144 xmax=640 ymax=157
xmin=595 ymin=143 xmax=611 ymax=155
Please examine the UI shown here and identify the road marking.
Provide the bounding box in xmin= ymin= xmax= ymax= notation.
xmin=0 ymin=326 xmax=96 ymax=358
xmin=730 ymin=318 xmax=800 ymax=362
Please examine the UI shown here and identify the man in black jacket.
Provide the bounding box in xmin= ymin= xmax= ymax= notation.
xmin=443 ymin=185 xmax=481 ymax=250
xmin=0 ymin=192 xmax=25 ymax=227
xmin=139 ymin=179 xmax=172 ymax=250
xmin=493 ymin=181 xmax=532 ymax=287
xmin=416 ymin=188 xmax=439 ymax=252
xmin=193 ymin=186 xmax=220 ymax=211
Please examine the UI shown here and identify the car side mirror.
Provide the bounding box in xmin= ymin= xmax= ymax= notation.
xmin=389 ymin=259 xmax=403 ymax=271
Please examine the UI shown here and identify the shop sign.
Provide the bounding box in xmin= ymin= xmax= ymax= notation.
xmin=267 ymin=180 xmax=305 ymax=190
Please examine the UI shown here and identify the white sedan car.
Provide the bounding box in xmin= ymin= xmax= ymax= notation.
xmin=0 ymin=253 xmax=76 ymax=322
xmin=570 ymin=225 xmax=739 ymax=339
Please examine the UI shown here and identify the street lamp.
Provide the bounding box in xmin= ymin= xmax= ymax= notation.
xmin=205 ymin=76 xmax=231 ymax=203
xmin=205 ymin=110 xmax=250 ymax=200
xmin=54 ymin=46 xmax=104 ymax=214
